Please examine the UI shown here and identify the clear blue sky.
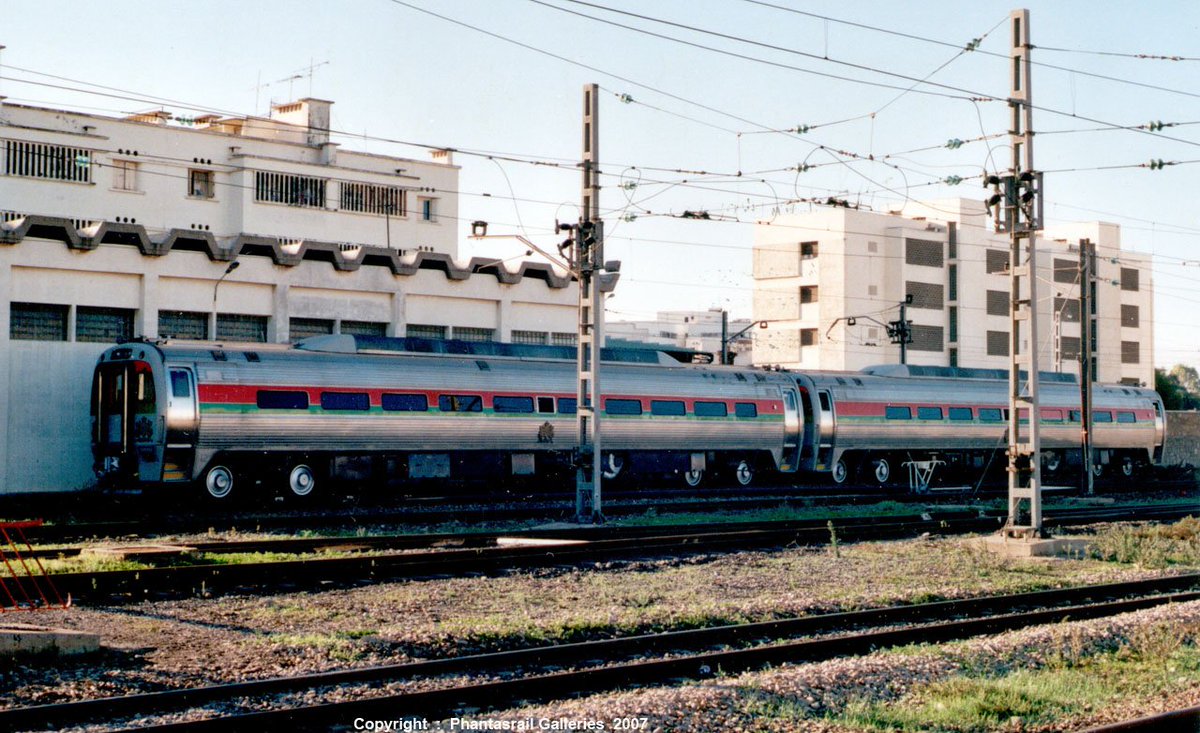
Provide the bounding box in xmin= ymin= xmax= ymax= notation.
xmin=3 ymin=1 xmax=1199 ymax=368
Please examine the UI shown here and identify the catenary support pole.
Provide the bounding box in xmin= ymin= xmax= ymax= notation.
xmin=999 ymin=8 xmax=1046 ymax=537
xmin=575 ymin=83 xmax=604 ymax=523
xmin=1079 ymin=238 xmax=1095 ymax=495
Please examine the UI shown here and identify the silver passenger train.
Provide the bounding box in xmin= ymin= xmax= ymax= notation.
xmin=91 ymin=335 xmax=1165 ymax=500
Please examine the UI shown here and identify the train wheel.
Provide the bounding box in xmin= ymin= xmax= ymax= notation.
xmin=602 ymin=453 xmax=624 ymax=480
xmin=1119 ymin=456 xmax=1135 ymax=478
xmin=683 ymin=468 xmax=705 ymax=488
xmin=873 ymin=458 xmax=891 ymax=485
xmin=1091 ymin=462 xmax=1104 ymax=478
xmin=733 ymin=460 xmax=755 ymax=487
xmin=288 ymin=464 xmax=317 ymax=498
xmin=831 ymin=459 xmax=850 ymax=485
xmin=1042 ymin=451 xmax=1062 ymax=475
xmin=204 ymin=465 xmax=235 ymax=500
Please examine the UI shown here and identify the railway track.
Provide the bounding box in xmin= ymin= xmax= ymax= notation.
xmin=31 ymin=503 xmax=1200 ymax=605
xmin=13 ymin=477 xmax=1194 ymax=543
xmin=4 ymin=574 xmax=1198 ymax=732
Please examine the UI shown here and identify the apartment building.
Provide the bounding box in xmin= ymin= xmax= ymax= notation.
xmin=752 ymin=199 xmax=1153 ymax=387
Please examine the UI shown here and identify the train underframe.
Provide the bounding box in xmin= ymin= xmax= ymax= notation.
xmin=181 ymin=447 xmax=778 ymax=501
xmin=827 ymin=446 xmax=1153 ymax=491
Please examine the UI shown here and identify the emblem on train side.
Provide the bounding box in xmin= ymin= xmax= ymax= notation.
xmin=537 ymin=421 xmax=555 ymax=443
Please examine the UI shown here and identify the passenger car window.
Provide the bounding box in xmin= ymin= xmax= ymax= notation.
xmin=439 ymin=394 xmax=482 ymax=412
xmin=605 ymin=399 xmax=643 ymax=416
xmin=493 ymin=396 xmax=535 ymax=413
xmin=257 ymin=390 xmax=309 ymax=410
xmin=694 ymin=401 xmax=728 ymax=417
xmin=650 ymin=400 xmax=685 ymax=416
xmin=320 ymin=392 xmax=369 ymax=411
xmin=382 ymin=393 xmax=428 ymax=412
xmin=734 ymin=403 xmax=758 ymax=418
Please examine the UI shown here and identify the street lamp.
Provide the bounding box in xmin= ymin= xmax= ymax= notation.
xmin=472 ymin=249 xmax=533 ymax=274
xmin=211 ymin=261 xmax=240 ymax=340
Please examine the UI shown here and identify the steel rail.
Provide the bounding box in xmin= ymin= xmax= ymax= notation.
xmin=1082 ymin=704 xmax=1200 ymax=732
xmin=43 ymin=517 xmax=998 ymax=603
xmin=20 ymin=478 xmax=1194 ymax=543
xmin=10 ymin=581 xmax=1198 ymax=732
xmin=30 ymin=505 xmax=1198 ymax=605
xmin=27 ymin=501 xmax=1198 ymax=558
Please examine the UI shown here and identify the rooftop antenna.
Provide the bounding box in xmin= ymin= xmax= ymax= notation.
xmin=301 ymin=58 xmax=329 ymax=97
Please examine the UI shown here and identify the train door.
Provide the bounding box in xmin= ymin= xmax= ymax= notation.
xmin=779 ymin=388 xmax=802 ymax=471
xmin=93 ymin=362 xmax=129 ymax=467
xmin=92 ymin=359 xmax=164 ymax=483
xmin=163 ymin=367 xmax=199 ymax=481
xmin=1152 ymin=399 xmax=1165 ymax=463
xmin=816 ymin=390 xmax=836 ymax=471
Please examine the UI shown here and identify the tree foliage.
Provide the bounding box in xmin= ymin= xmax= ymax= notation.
xmin=1156 ymin=365 xmax=1200 ymax=410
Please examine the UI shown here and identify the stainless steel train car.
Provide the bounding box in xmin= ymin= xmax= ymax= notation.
xmin=794 ymin=364 xmax=1165 ymax=486
xmin=91 ymin=336 xmax=802 ymax=499
xmin=91 ymin=336 xmax=1165 ymax=500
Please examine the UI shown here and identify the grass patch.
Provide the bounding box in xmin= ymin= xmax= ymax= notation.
xmin=1088 ymin=516 xmax=1200 ymax=568
xmin=828 ymin=622 xmax=1200 ymax=732
xmin=38 ymin=555 xmax=152 ymax=574
xmin=262 ymin=629 xmax=379 ymax=663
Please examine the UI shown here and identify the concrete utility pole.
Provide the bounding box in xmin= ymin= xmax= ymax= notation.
xmin=573 ymin=83 xmax=605 ymax=523
xmin=1079 ymin=238 xmax=1095 ymax=495
xmin=987 ymin=8 xmax=1046 ymax=537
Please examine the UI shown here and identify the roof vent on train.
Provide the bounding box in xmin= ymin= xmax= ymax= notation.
xmin=211 ymin=350 xmax=227 ymax=361
xmin=245 ymin=352 xmax=261 ymax=362
xmin=861 ymin=364 xmax=1077 ymax=383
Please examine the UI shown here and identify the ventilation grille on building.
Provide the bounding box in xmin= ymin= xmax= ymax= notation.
xmin=1121 ymin=304 xmax=1139 ymax=328
xmin=1054 ymin=297 xmax=1081 ymax=323
xmin=1121 ymin=340 xmax=1140 ymax=364
xmin=987 ymin=330 xmax=1009 ymax=356
xmin=905 ymin=281 xmax=944 ymax=310
xmin=1060 ymin=336 xmax=1081 ymax=360
xmin=1053 ymin=258 xmax=1078 ymax=284
xmin=986 ymin=290 xmax=1009 ymax=317
xmin=909 ymin=324 xmax=944 ymax=352
xmin=905 ymin=238 xmax=944 ymax=268
xmin=986 ymin=249 xmax=1010 ymax=274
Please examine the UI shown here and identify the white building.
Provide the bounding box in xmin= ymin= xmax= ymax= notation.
xmin=0 ymin=98 xmax=578 ymax=493
xmin=752 ymin=199 xmax=1154 ymax=387
xmin=606 ymin=309 xmax=755 ymax=364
